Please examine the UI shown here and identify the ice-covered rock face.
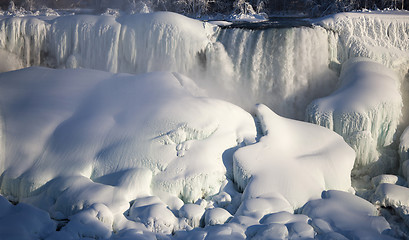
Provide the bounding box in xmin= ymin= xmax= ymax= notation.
xmin=399 ymin=126 xmax=409 ymax=181
xmin=233 ymin=104 xmax=355 ymax=214
xmin=318 ymin=12 xmax=409 ymax=79
xmin=306 ymin=58 xmax=402 ymax=174
xmin=0 ymin=67 xmax=256 ymax=211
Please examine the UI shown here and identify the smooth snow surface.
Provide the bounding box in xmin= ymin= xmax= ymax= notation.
xmin=307 ymin=58 xmax=402 ymax=174
xmin=233 ymin=104 xmax=355 ymax=211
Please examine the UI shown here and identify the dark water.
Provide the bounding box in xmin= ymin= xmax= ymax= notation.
xmin=220 ymin=17 xmax=313 ymax=30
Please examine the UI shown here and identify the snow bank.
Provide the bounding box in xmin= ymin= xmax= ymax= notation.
xmin=0 ymin=67 xmax=256 ymax=215
xmin=303 ymin=190 xmax=394 ymax=239
xmin=233 ymin=104 xmax=355 ymax=214
xmin=307 ymin=58 xmax=402 ymax=172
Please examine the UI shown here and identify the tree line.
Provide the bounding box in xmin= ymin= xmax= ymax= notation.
xmin=1 ymin=0 xmax=408 ymax=16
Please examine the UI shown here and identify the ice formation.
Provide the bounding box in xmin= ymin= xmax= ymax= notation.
xmin=399 ymin=126 xmax=409 ymax=182
xmin=0 ymin=10 xmax=408 ymax=239
xmin=306 ymin=58 xmax=402 ymax=173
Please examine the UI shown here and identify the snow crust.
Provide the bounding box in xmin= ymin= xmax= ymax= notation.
xmin=307 ymin=58 xmax=402 ymax=173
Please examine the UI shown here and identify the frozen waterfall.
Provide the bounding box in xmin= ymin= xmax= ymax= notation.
xmin=0 ymin=12 xmax=408 ymax=120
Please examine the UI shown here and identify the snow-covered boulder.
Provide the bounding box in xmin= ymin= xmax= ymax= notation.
xmin=233 ymin=104 xmax=355 ymax=214
xmin=0 ymin=67 xmax=256 ymax=217
xmin=374 ymin=183 xmax=409 ymax=209
xmin=204 ymin=207 xmax=232 ymax=226
xmin=306 ymin=57 xmax=402 ymax=172
xmin=179 ymin=203 xmax=205 ymax=228
xmin=373 ymin=183 xmax=409 ymax=229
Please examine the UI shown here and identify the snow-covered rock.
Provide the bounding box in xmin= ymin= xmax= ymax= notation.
xmin=178 ymin=203 xmax=205 ymax=228
xmin=233 ymin=104 xmax=355 ymax=214
xmin=374 ymin=183 xmax=409 ymax=209
xmin=204 ymin=207 xmax=232 ymax=226
xmin=373 ymin=183 xmax=409 ymax=230
xmin=303 ymin=190 xmax=393 ymax=239
xmin=0 ymin=67 xmax=256 ymax=217
xmin=306 ymin=58 xmax=402 ymax=172
xmin=371 ymin=175 xmax=407 ymax=188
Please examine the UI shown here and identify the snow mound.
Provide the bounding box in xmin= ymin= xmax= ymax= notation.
xmin=306 ymin=57 xmax=402 ymax=172
xmin=0 ymin=67 xmax=256 ymax=215
xmin=0 ymin=194 xmax=55 ymax=240
xmin=233 ymin=104 xmax=355 ymax=214
xmin=303 ymin=190 xmax=393 ymax=239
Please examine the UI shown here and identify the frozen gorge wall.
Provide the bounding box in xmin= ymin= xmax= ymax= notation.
xmin=0 ymin=12 xmax=408 ymax=119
